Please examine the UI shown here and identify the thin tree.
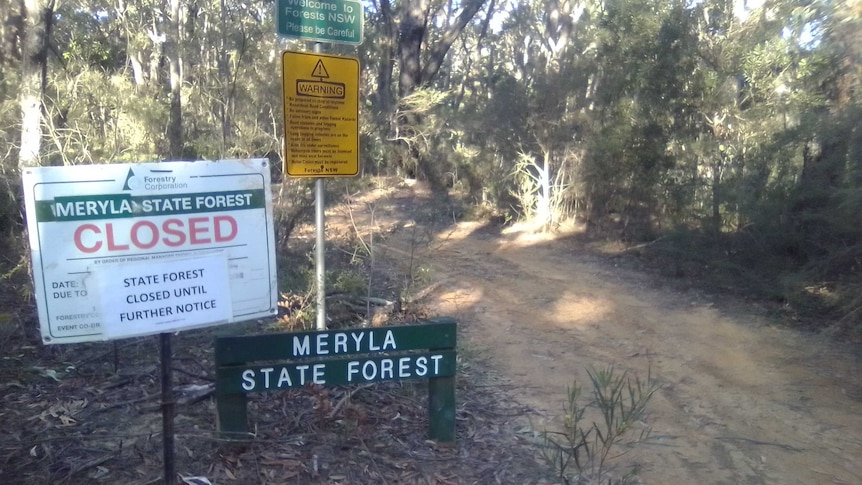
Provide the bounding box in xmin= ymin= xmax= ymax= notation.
xmin=166 ymin=0 xmax=183 ymax=159
xmin=18 ymin=0 xmax=54 ymax=169
xmin=384 ymin=0 xmax=490 ymax=189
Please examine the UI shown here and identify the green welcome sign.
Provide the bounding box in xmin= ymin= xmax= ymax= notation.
xmin=277 ymin=0 xmax=364 ymax=45
xmin=215 ymin=319 xmax=457 ymax=442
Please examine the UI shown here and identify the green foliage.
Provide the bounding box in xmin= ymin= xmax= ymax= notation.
xmin=331 ymin=269 xmax=367 ymax=297
xmin=1 ymin=0 xmax=859 ymax=333
xmin=0 ymin=166 xmax=30 ymax=311
xmin=43 ymin=71 xmax=165 ymax=164
xmin=541 ymin=365 xmax=659 ymax=485
xmin=391 ymin=88 xmax=452 ymax=178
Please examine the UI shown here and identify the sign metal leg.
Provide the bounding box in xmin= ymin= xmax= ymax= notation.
xmin=161 ymin=333 xmax=176 ymax=485
xmin=315 ymin=177 xmax=326 ymax=331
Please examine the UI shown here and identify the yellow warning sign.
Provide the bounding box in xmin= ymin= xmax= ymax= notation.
xmin=282 ymin=51 xmax=359 ymax=177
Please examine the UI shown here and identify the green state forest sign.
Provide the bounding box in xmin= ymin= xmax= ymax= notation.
xmin=215 ymin=319 xmax=458 ymax=442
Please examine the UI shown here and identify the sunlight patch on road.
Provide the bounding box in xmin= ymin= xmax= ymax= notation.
xmin=499 ymin=220 xmax=586 ymax=247
xmin=439 ymin=221 xmax=486 ymax=243
xmin=501 ymin=221 xmax=556 ymax=244
xmin=548 ymin=293 xmax=612 ymax=329
xmin=432 ymin=285 xmax=484 ymax=315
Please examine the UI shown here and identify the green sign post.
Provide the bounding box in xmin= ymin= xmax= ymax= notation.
xmin=215 ymin=318 xmax=458 ymax=443
xmin=277 ymin=0 xmax=364 ymax=45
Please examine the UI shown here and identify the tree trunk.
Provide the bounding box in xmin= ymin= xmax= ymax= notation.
xmin=418 ymin=0 xmax=488 ymax=88
xmin=18 ymin=0 xmax=54 ymax=170
xmin=166 ymin=0 xmax=183 ymax=159
xmin=129 ymin=52 xmax=146 ymax=86
xmin=397 ymin=0 xmax=426 ymax=100
xmin=394 ymin=0 xmax=489 ymax=190
xmin=0 ymin=2 xmax=23 ymax=68
xmin=452 ymin=0 xmax=495 ymax=110
xmin=396 ymin=0 xmax=491 ymax=98
xmin=218 ymin=0 xmax=230 ymax=156
xmin=375 ymin=0 xmax=396 ymax=115
xmin=538 ymin=150 xmax=552 ymax=230
xmin=711 ymin=160 xmax=721 ymax=233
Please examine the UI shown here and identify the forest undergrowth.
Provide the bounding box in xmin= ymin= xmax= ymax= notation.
xmin=602 ymin=226 xmax=862 ymax=340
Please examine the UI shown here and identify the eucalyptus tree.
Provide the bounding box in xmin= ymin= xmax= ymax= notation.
xmin=576 ymin=0 xmax=706 ymax=236
xmin=416 ymin=0 xmax=502 ymax=199
xmin=18 ymin=0 xmax=55 ymax=169
xmin=44 ymin=0 xmax=170 ymax=163
xmin=181 ymin=0 xmax=283 ymax=159
xmin=1 ymin=2 xmax=22 ymax=168
xmin=166 ymin=0 xmax=183 ymax=159
xmin=393 ymin=0 xmax=489 ymax=98
xmin=364 ymin=0 xmax=491 ymax=188
xmin=36 ymin=0 xmax=286 ymax=164
xmin=499 ymin=0 xmax=594 ymax=227
xmin=774 ymin=0 xmax=862 ymax=265
xmin=695 ymin=0 xmax=859 ymax=257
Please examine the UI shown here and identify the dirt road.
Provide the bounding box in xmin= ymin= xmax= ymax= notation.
xmin=341 ymin=180 xmax=862 ymax=484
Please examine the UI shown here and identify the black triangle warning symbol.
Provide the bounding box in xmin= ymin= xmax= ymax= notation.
xmin=311 ymin=60 xmax=329 ymax=79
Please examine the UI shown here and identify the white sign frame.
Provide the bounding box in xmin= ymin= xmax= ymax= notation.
xmin=22 ymin=160 xmax=278 ymax=344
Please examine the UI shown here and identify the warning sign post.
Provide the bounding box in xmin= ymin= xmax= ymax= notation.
xmin=283 ymin=51 xmax=359 ymax=177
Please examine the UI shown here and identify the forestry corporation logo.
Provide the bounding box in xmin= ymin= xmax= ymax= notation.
xmin=125 ymin=168 xmax=189 ymax=191
xmin=122 ymin=168 xmax=142 ymax=191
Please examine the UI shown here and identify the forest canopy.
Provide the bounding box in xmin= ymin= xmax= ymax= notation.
xmin=1 ymin=0 xmax=860 ymax=328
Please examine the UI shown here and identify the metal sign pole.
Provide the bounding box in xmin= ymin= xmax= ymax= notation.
xmin=315 ymin=177 xmax=326 ymax=330
xmin=313 ymin=41 xmax=327 ymax=331
xmin=160 ymin=332 xmax=176 ymax=485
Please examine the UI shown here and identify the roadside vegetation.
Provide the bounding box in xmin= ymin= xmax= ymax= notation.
xmin=2 ymin=0 xmax=860 ymax=336
xmin=0 ymin=0 xmax=860 ymax=481
xmin=541 ymin=366 xmax=659 ymax=485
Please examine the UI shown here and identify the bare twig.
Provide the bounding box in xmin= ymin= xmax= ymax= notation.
xmin=357 ymin=435 xmax=389 ymax=485
xmin=620 ymin=236 xmax=668 ymax=253
xmin=359 ymin=296 xmax=394 ymax=306
xmin=170 ymin=366 xmax=213 ymax=382
xmin=61 ymin=452 xmax=118 ymax=482
xmin=715 ymin=436 xmax=804 ymax=452
xmin=327 ymin=383 xmax=374 ymax=419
